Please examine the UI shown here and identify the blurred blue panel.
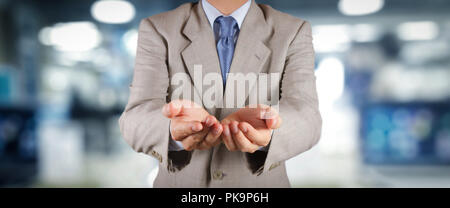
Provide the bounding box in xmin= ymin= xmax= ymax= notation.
xmin=0 ymin=68 xmax=12 ymax=103
xmin=361 ymin=102 xmax=450 ymax=165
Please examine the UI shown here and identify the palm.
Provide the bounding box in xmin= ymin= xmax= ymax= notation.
xmin=224 ymin=107 xmax=268 ymax=130
xmin=171 ymin=100 xmax=209 ymax=122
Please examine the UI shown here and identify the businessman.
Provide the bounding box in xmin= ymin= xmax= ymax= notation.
xmin=119 ymin=0 xmax=322 ymax=187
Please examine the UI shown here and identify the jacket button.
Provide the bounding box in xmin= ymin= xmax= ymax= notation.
xmin=212 ymin=170 xmax=223 ymax=180
xmin=157 ymin=155 xmax=163 ymax=163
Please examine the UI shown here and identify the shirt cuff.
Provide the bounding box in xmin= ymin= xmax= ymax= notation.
xmin=169 ymin=139 xmax=185 ymax=151
xmin=257 ymin=145 xmax=269 ymax=151
xmin=168 ymin=120 xmax=185 ymax=151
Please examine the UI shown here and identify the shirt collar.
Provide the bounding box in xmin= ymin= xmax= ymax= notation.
xmin=202 ymin=0 xmax=251 ymax=29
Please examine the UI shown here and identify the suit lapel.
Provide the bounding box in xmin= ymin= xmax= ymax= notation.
xmin=181 ymin=1 xmax=272 ymax=110
xmin=224 ymin=0 xmax=272 ymax=107
xmin=181 ymin=2 xmax=222 ymax=108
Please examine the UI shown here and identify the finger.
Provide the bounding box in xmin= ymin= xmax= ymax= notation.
xmin=211 ymin=123 xmax=224 ymax=146
xmin=222 ymin=123 xmax=237 ymax=151
xmin=182 ymin=129 xmax=209 ymax=150
xmin=195 ymin=116 xmax=222 ymax=150
xmin=231 ymin=128 xmax=259 ymax=153
xmin=193 ymin=131 xmax=211 ymax=150
xmin=203 ymin=123 xmax=223 ymax=147
xmin=191 ymin=126 xmax=209 ymax=143
xmin=203 ymin=115 xmax=217 ymax=128
xmin=239 ymin=122 xmax=270 ymax=146
xmin=257 ymin=107 xmax=281 ymax=129
xmin=162 ymin=101 xmax=183 ymax=118
xmin=265 ymin=116 xmax=282 ymax=129
xmin=196 ymin=137 xmax=210 ymax=150
xmin=170 ymin=120 xmax=203 ymax=141
xmin=181 ymin=135 xmax=198 ymax=151
xmin=258 ymin=106 xmax=278 ymax=120
xmin=230 ymin=121 xmax=240 ymax=134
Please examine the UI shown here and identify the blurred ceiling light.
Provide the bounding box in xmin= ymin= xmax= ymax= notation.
xmin=91 ymin=0 xmax=135 ymax=24
xmin=122 ymin=29 xmax=138 ymax=56
xmin=397 ymin=21 xmax=439 ymax=41
xmin=39 ymin=22 xmax=102 ymax=52
xmin=316 ymin=57 xmax=345 ymax=110
xmin=91 ymin=49 xmax=113 ymax=68
xmin=46 ymin=69 xmax=69 ymax=91
xmin=98 ymin=88 xmax=117 ymax=108
xmin=400 ymin=41 xmax=449 ymax=65
xmin=371 ymin=66 xmax=450 ymax=102
xmin=338 ymin=0 xmax=384 ymax=16
xmin=313 ymin=25 xmax=350 ymax=53
xmin=38 ymin=27 xmax=53 ymax=45
xmin=351 ymin=24 xmax=380 ymax=42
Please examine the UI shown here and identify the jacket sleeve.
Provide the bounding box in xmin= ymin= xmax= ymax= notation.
xmin=261 ymin=21 xmax=322 ymax=174
xmin=118 ymin=18 xmax=171 ymax=168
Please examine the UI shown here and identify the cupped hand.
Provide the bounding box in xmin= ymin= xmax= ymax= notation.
xmin=220 ymin=104 xmax=282 ymax=153
xmin=162 ymin=99 xmax=223 ymax=151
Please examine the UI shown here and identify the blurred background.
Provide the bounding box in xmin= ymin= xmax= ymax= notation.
xmin=1 ymin=0 xmax=449 ymax=188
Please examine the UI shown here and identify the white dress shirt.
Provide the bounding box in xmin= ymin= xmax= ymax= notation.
xmin=202 ymin=0 xmax=251 ymax=30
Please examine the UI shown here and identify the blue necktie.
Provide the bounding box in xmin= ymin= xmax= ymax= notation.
xmin=214 ymin=16 xmax=239 ymax=86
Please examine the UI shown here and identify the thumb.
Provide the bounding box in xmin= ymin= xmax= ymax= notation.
xmin=265 ymin=116 xmax=282 ymax=129
xmin=162 ymin=101 xmax=183 ymax=118
xmin=259 ymin=107 xmax=281 ymax=129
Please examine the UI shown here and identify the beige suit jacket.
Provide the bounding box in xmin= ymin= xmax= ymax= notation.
xmin=118 ymin=0 xmax=322 ymax=188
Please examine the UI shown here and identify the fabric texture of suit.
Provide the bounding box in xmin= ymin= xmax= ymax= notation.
xmin=118 ymin=0 xmax=322 ymax=188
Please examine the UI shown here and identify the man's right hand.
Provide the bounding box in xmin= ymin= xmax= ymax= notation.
xmin=162 ymin=99 xmax=223 ymax=151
